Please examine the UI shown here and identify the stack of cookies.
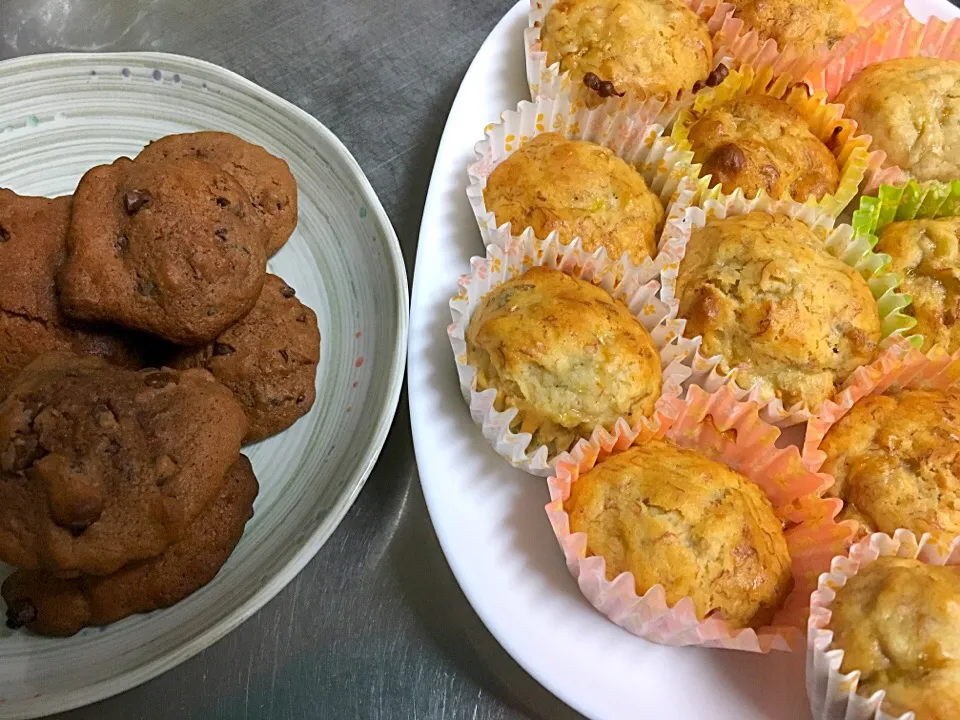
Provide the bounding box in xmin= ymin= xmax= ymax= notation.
xmin=0 ymin=131 xmax=321 ymax=635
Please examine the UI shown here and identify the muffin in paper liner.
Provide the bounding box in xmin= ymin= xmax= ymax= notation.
xmin=544 ymin=383 xmax=855 ymax=652
xmin=807 ymin=530 xmax=960 ymax=720
xmin=523 ymin=0 xmax=733 ymax=108
xmin=669 ymin=62 xmax=876 ymax=217
xmin=448 ymin=228 xmax=691 ymax=476
xmin=703 ymin=0 xmax=905 ymax=80
xmin=466 ymin=91 xmax=703 ymax=279
xmin=805 ymin=12 xmax=960 ymax=190
xmin=802 ymin=339 xmax=960 ymax=472
xmin=658 ymin=190 xmax=915 ymax=427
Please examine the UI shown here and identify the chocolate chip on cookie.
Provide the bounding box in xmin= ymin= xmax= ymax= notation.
xmin=0 ymin=353 xmax=247 ymax=576
xmin=138 ymin=132 xmax=298 ymax=257
xmin=174 ymin=274 xmax=320 ymax=443
xmin=0 ymin=190 xmax=143 ymax=399
xmin=2 ymin=454 xmax=258 ymax=636
xmin=58 ymin=156 xmax=267 ymax=345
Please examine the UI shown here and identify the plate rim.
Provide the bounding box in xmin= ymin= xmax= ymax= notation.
xmin=0 ymin=49 xmax=409 ymax=718
xmin=408 ymin=1 xmax=960 ymax=718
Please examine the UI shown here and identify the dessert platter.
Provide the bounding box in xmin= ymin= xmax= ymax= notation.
xmin=0 ymin=53 xmax=407 ymax=718
xmin=409 ymin=0 xmax=960 ymax=718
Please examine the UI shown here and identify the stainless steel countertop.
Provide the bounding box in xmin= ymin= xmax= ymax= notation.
xmin=0 ymin=0 xmax=586 ymax=718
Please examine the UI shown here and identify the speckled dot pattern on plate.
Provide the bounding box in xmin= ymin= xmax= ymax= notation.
xmin=0 ymin=52 xmax=407 ymax=719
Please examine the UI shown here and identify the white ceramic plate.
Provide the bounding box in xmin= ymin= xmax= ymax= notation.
xmin=0 ymin=52 xmax=407 ymax=718
xmin=408 ymin=1 xmax=959 ymax=718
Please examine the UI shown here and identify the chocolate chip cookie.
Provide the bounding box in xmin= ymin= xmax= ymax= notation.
xmin=174 ymin=274 xmax=320 ymax=443
xmin=0 ymin=190 xmax=142 ymax=398
xmin=138 ymin=132 xmax=298 ymax=256
xmin=58 ymin=156 xmax=267 ymax=345
xmin=0 ymin=353 xmax=247 ymax=576
xmin=2 ymin=454 xmax=258 ymax=636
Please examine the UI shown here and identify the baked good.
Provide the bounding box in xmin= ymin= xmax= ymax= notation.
xmin=874 ymin=216 xmax=960 ymax=354
xmin=2 ymin=454 xmax=258 ymax=636
xmin=0 ymin=353 xmax=247 ymax=576
xmin=728 ymin=0 xmax=858 ymax=54
xmin=58 ymin=156 xmax=266 ymax=345
xmin=565 ymin=440 xmax=792 ymax=628
xmin=675 ymin=212 xmax=880 ymax=408
xmin=466 ymin=266 xmax=661 ymax=456
xmin=0 ymin=190 xmax=142 ymax=397
xmin=820 ymin=390 xmax=960 ymax=541
xmin=173 ymin=274 xmax=320 ymax=443
xmin=138 ymin=132 xmax=297 ymax=257
xmin=685 ymin=95 xmax=840 ymax=201
xmin=539 ymin=0 xmax=713 ymax=106
xmin=828 ymin=557 xmax=960 ymax=720
xmin=836 ymin=58 xmax=960 ymax=183
xmin=483 ymin=133 xmax=665 ymax=264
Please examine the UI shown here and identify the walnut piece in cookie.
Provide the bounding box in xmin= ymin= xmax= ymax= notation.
xmin=0 ymin=353 xmax=247 ymax=576
xmin=173 ymin=274 xmax=320 ymax=443
xmin=2 ymin=454 xmax=258 ymax=636
xmin=58 ymin=156 xmax=267 ymax=345
xmin=0 ymin=190 xmax=143 ymax=398
xmin=138 ymin=132 xmax=298 ymax=257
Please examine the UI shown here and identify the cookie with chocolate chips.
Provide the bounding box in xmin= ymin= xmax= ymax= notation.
xmin=0 ymin=353 xmax=247 ymax=576
xmin=138 ymin=132 xmax=298 ymax=257
xmin=58 ymin=156 xmax=266 ymax=345
xmin=0 ymin=190 xmax=143 ymax=398
xmin=174 ymin=274 xmax=320 ymax=443
xmin=2 ymin=454 xmax=258 ymax=636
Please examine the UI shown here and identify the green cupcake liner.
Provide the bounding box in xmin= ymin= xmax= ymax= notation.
xmin=851 ymin=179 xmax=960 ymax=349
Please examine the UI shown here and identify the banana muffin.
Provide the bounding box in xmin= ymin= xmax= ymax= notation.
xmin=675 ymin=212 xmax=880 ymax=409
xmin=874 ymin=216 xmax=960 ymax=354
xmin=539 ymin=0 xmax=713 ymax=106
xmin=483 ymin=133 xmax=665 ymax=264
xmin=820 ymin=389 xmax=960 ymax=541
xmin=565 ymin=440 xmax=792 ymax=628
xmin=828 ymin=557 xmax=960 ymax=720
xmin=837 ymin=58 xmax=960 ymax=183
xmin=728 ymin=0 xmax=858 ymax=54
xmin=685 ymin=95 xmax=841 ymax=201
xmin=466 ymin=266 xmax=662 ymax=456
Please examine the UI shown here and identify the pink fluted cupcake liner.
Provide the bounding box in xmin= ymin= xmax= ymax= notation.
xmin=808 ymin=530 xmax=960 ymax=720
xmin=467 ymin=91 xmax=702 ymax=281
xmin=545 ymin=384 xmax=855 ymax=651
xmin=658 ymin=190 xmax=914 ymax=427
xmin=448 ymin=228 xmax=691 ymax=476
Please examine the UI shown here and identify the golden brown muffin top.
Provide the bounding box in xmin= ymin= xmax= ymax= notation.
xmin=686 ymin=95 xmax=841 ymax=202
xmin=676 ymin=212 xmax=880 ymax=409
xmin=820 ymin=390 xmax=960 ymax=541
xmin=875 ymin=216 xmax=960 ymax=354
xmin=466 ymin=266 xmax=662 ymax=456
xmin=730 ymin=0 xmax=857 ymax=54
xmin=540 ymin=0 xmax=712 ymax=105
xmin=830 ymin=557 xmax=960 ymax=720
xmin=565 ymin=440 xmax=792 ymax=628
xmin=483 ymin=133 xmax=665 ymax=265
xmin=837 ymin=58 xmax=960 ymax=184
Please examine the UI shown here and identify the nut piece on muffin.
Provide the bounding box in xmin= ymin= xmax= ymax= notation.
xmin=728 ymin=0 xmax=858 ymax=55
xmin=483 ymin=133 xmax=665 ymax=264
xmin=0 ymin=190 xmax=143 ymax=398
xmin=875 ymin=216 xmax=960 ymax=354
xmin=539 ymin=0 xmax=713 ymax=106
xmin=828 ymin=557 xmax=960 ymax=720
xmin=685 ymin=95 xmax=841 ymax=202
xmin=565 ymin=440 xmax=792 ymax=628
xmin=675 ymin=212 xmax=880 ymax=409
xmin=819 ymin=389 xmax=960 ymax=542
xmin=837 ymin=58 xmax=960 ymax=184
xmin=466 ymin=266 xmax=662 ymax=456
